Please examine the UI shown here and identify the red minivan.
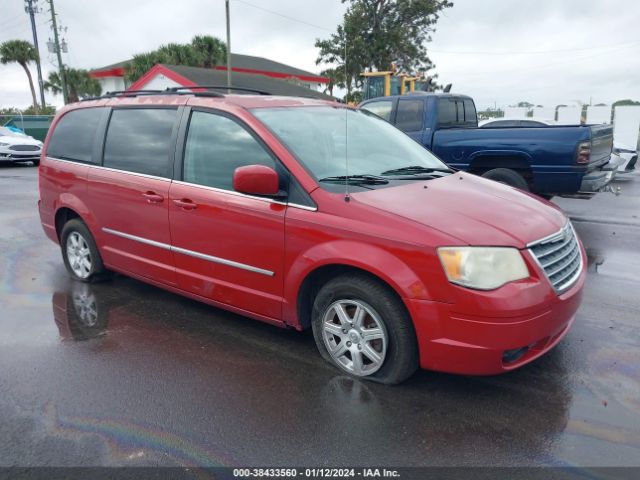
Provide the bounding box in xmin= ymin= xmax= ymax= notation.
xmin=38 ymin=90 xmax=586 ymax=384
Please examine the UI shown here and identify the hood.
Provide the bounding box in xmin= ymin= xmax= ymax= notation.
xmin=0 ymin=134 xmax=42 ymax=147
xmin=352 ymin=172 xmax=567 ymax=248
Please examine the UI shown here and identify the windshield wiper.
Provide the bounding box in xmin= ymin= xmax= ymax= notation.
xmin=319 ymin=174 xmax=389 ymax=185
xmin=380 ymin=165 xmax=454 ymax=176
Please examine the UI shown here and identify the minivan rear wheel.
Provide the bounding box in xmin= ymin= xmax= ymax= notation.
xmin=60 ymin=219 xmax=109 ymax=283
xmin=311 ymin=274 xmax=418 ymax=385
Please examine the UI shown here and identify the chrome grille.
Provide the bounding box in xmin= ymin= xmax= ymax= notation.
xmin=9 ymin=144 xmax=40 ymax=151
xmin=528 ymin=223 xmax=582 ymax=293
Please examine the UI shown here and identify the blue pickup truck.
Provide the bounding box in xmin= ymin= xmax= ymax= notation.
xmin=359 ymin=93 xmax=617 ymax=198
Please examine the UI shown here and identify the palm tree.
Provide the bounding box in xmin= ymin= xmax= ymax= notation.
xmin=45 ymin=68 xmax=101 ymax=103
xmin=191 ymin=35 xmax=226 ymax=68
xmin=0 ymin=39 xmax=40 ymax=112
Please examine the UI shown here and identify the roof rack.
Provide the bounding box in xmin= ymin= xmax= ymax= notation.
xmin=166 ymin=85 xmax=271 ymax=95
xmin=81 ymin=85 xmax=272 ymax=102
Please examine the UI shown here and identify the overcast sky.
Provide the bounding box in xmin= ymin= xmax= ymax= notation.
xmin=1 ymin=0 xmax=639 ymax=110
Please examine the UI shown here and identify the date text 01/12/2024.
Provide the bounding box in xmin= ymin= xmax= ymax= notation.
xmin=232 ymin=468 xmax=400 ymax=478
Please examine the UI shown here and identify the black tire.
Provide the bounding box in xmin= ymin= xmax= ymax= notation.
xmin=481 ymin=168 xmax=529 ymax=191
xmin=311 ymin=273 xmax=419 ymax=385
xmin=60 ymin=219 xmax=109 ymax=283
xmin=32 ymin=159 xmax=40 ymax=166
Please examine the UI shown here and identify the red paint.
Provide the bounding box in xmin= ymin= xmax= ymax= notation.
xmin=127 ymin=64 xmax=198 ymax=91
xmin=89 ymin=67 xmax=126 ymax=79
xmin=213 ymin=65 xmax=329 ymax=84
xmin=38 ymin=93 xmax=586 ymax=376
xmin=89 ymin=64 xmax=329 ymax=85
xmin=233 ymin=165 xmax=280 ymax=196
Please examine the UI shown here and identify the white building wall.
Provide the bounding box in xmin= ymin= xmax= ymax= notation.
xmin=586 ymin=105 xmax=611 ymax=124
xmin=504 ymin=107 xmax=528 ymax=117
xmin=97 ymin=76 xmax=126 ymax=94
xmin=532 ymin=107 xmax=555 ymax=121
xmin=557 ymin=106 xmax=582 ymax=125
xmin=613 ymin=106 xmax=640 ymax=150
xmin=139 ymin=74 xmax=182 ymax=91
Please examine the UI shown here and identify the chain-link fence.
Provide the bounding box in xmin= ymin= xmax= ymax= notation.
xmin=0 ymin=115 xmax=55 ymax=141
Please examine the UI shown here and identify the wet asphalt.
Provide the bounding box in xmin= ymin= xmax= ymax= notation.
xmin=0 ymin=164 xmax=638 ymax=468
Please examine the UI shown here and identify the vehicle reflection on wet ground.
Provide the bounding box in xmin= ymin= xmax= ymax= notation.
xmin=0 ymin=165 xmax=639 ymax=467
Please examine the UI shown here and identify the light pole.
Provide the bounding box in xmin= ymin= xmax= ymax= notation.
xmin=225 ymin=0 xmax=231 ymax=91
xmin=24 ymin=0 xmax=46 ymax=110
xmin=47 ymin=0 xmax=68 ymax=104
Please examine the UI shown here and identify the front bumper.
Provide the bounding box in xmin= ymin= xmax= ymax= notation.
xmin=406 ymin=248 xmax=586 ymax=375
xmin=0 ymin=151 xmax=41 ymax=162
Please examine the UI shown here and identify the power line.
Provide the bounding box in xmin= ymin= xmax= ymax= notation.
xmin=431 ymin=40 xmax=640 ymax=55
xmin=233 ymin=0 xmax=333 ymax=32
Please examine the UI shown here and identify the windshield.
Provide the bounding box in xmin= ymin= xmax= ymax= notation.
xmin=252 ymin=106 xmax=448 ymax=182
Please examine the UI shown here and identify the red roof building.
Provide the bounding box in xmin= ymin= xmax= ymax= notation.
xmin=89 ymin=53 xmax=329 ymax=94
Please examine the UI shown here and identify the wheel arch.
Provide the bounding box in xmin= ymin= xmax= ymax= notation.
xmin=285 ymin=241 xmax=430 ymax=330
xmin=54 ymin=194 xmax=99 ymax=241
xmin=467 ymin=150 xmax=533 ymax=174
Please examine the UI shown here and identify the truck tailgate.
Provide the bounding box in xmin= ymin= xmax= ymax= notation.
xmin=588 ymin=124 xmax=613 ymax=170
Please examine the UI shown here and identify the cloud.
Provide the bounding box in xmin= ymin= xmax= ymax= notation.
xmin=1 ymin=0 xmax=639 ymax=109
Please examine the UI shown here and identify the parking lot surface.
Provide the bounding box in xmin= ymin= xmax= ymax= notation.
xmin=0 ymin=165 xmax=638 ymax=467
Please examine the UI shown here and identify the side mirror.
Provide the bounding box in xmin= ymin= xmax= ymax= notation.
xmin=233 ymin=164 xmax=280 ymax=196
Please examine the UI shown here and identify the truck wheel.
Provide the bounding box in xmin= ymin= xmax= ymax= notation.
xmin=60 ymin=219 xmax=109 ymax=283
xmin=481 ymin=168 xmax=529 ymax=191
xmin=311 ymin=273 xmax=418 ymax=385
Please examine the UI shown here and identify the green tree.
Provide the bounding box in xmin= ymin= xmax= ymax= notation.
xmin=124 ymin=35 xmax=227 ymax=83
xmin=0 ymin=39 xmax=40 ymax=112
xmin=45 ymin=68 xmax=101 ymax=102
xmin=315 ymin=0 xmax=453 ymax=100
xmin=191 ymin=35 xmax=227 ymax=68
xmin=612 ymin=99 xmax=640 ymax=108
xmin=320 ymin=67 xmax=346 ymax=97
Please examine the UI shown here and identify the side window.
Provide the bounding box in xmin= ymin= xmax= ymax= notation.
xmin=456 ymin=101 xmax=464 ymax=124
xmin=361 ymin=100 xmax=393 ymax=121
xmin=395 ymin=99 xmax=424 ymax=132
xmin=103 ymin=108 xmax=177 ymax=177
xmin=519 ymin=120 xmax=544 ymax=127
xmin=437 ymin=99 xmax=457 ymax=127
xmin=183 ymin=111 xmax=275 ymax=191
xmin=463 ymin=99 xmax=477 ymax=125
xmin=483 ymin=120 xmax=515 ymax=128
xmin=47 ymin=108 xmax=104 ymax=163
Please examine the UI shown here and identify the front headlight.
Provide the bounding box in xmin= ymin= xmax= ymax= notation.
xmin=0 ymin=142 xmax=9 ymax=147
xmin=438 ymin=246 xmax=529 ymax=290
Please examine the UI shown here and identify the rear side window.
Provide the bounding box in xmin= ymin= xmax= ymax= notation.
xmin=463 ymin=99 xmax=477 ymax=125
xmin=183 ymin=111 xmax=275 ymax=191
xmin=361 ymin=100 xmax=393 ymax=121
xmin=437 ymin=99 xmax=457 ymax=127
xmin=395 ymin=99 xmax=424 ymax=131
xmin=47 ymin=108 xmax=104 ymax=163
xmin=103 ymin=108 xmax=177 ymax=178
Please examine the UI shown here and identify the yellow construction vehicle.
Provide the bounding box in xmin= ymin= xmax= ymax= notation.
xmin=361 ymin=66 xmax=433 ymax=100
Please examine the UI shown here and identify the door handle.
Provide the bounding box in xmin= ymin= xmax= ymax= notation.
xmin=142 ymin=191 xmax=164 ymax=203
xmin=173 ymin=198 xmax=198 ymax=210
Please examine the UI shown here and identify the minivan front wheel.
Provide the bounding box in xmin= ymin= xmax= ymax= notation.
xmin=61 ymin=219 xmax=108 ymax=282
xmin=311 ymin=274 xmax=418 ymax=384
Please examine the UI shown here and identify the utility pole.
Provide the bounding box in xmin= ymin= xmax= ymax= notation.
xmin=24 ymin=0 xmax=46 ymax=111
xmin=47 ymin=0 xmax=68 ymax=104
xmin=225 ymin=0 xmax=231 ymax=91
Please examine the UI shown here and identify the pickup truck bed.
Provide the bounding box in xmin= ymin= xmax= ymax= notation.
xmin=359 ymin=93 xmax=617 ymax=197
